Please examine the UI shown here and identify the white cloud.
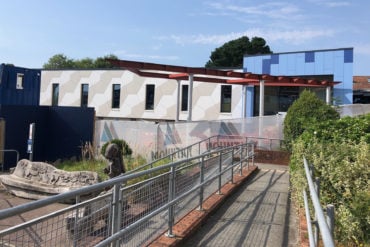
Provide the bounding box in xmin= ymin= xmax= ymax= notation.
xmin=307 ymin=0 xmax=351 ymax=7
xmin=157 ymin=28 xmax=336 ymax=46
xmin=205 ymin=1 xmax=303 ymax=20
xmin=355 ymin=43 xmax=370 ymax=55
xmin=113 ymin=49 xmax=179 ymax=61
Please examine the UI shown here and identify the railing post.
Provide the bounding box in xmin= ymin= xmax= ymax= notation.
xmin=231 ymin=148 xmax=235 ymax=184
xmin=198 ymin=156 xmax=205 ymax=210
xmin=239 ymin=145 xmax=243 ymax=176
xmin=217 ymin=151 xmax=222 ymax=194
xmin=269 ymin=139 xmax=272 ymax=150
xmin=73 ymin=195 xmax=81 ymax=247
xmin=166 ymin=166 xmax=176 ymax=238
xmin=111 ymin=183 xmax=122 ymax=247
xmin=251 ymin=143 xmax=255 ymax=166
xmin=314 ymin=177 xmax=321 ymax=245
xmin=326 ymin=204 xmax=335 ymax=239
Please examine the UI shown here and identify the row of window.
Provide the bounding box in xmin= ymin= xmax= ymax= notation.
xmin=51 ymin=83 xmax=232 ymax=113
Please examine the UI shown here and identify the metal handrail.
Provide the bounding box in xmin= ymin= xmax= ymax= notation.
xmin=303 ymin=157 xmax=335 ymax=247
xmin=0 ymin=142 xmax=253 ymax=220
xmin=0 ymin=141 xmax=255 ymax=246
xmin=127 ymin=134 xmax=280 ymax=174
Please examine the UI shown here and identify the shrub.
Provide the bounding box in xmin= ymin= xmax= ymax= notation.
xmin=283 ymin=90 xmax=339 ymax=151
xmin=289 ymin=114 xmax=370 ymax=245
xmin=100 ymin=139 xmax=133 ymax=157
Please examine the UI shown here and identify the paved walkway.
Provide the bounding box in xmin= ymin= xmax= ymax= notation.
xmin=179 ymin=164 xmax=299 ymax=247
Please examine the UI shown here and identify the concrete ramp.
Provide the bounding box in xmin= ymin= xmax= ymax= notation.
xmin=180 ymin=164 xmax=298 ymax=247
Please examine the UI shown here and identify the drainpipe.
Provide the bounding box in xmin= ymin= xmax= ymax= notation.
xmin=259 ymin=80 xmax=265 ymax=117
xmin=176 ymin=80 xmax=181 ymax=121
xmin=326 ymin=86 xmax=331 ymax=105
xmin=187 ymin=74 xmax=193 ymax=121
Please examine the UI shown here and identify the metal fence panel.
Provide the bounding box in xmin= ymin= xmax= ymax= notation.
xmin=0 ymin=142 xmax=255 ymax=247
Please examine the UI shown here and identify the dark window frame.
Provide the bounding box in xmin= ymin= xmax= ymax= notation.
xmin=80 ymin=84 xmax=89 ymax=107
xmin=145 ymin=84 xmax=155 ymax=110
xmin=112 ymin=84 xmax=121 ymax=109
xmin=181 ymin=84 xmax=189 ymax=111
xmin=220 ymin=85 xmax=232 ymax=113
xmin=52 ymin=83 xmax=59 ymax=106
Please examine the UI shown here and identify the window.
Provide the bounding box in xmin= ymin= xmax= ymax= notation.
xmin=220 ymin=85 xmax=232 ymax=113
xmin=81 ymin=84 xmax=89 ymax=107
xmin=16 ymin=73 xmax=24 ymax=89
xmin=52 ymin=83 xmax=59 ymax=106
xmin=112 ymin=84 xmax=121 ymax=109
xmin=145 ymin=84 xmax=155 ymax=110
xmin=181 ymin=85 xmax=189 ymax=111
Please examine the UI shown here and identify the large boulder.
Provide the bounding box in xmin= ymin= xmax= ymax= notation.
xmin=0 ymin=159 xmax=99 ymax=202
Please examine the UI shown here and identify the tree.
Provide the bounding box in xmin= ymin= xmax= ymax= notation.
xmin=43 ymin=54 xmax=75 ymax=69
xmin=283 ymin=89 xmax=340 ymax=150
xmin=205 ymin=36 xmax=271 ymax=68
xmin=43 ymin=54 xmax=119 ymax=69
xmin=94 ymin=54 xmax=118 ymax=68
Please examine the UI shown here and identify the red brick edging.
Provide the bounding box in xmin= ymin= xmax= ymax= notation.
xmin=148 ymin=165 xmax=259 ymax=247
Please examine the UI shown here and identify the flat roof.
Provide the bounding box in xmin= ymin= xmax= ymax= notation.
xmin=107 ymin=59 xmax=340 ymax=87
xmin=244 ymin=47 xmax=353 ymax=57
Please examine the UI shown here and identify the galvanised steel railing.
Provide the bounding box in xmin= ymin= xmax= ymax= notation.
xmin=303 ymin=157 xmax=335 ymax=247
xmin=0 ymin=142 xmax=255 ymax=247
xmin=128 ymin=134 xmax=281 ymax=174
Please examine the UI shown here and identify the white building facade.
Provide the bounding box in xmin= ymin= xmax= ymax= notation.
xmin=40 ymin=69 xmax=245 ymax=121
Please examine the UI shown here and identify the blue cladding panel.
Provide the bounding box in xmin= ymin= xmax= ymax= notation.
xmin=344 ymin=49 xmax=353 ymax=63
xmin=287 ymin=54 xmax=296 ymax=75
xmin=270 ymin=64 xmax=279 ymax=74
xmin=271 ymin=54 xmax=279 ymax=64
xmin=0 ymin=65 xmax=41 ymax=105
xmin=314 ymin=52 xmax=325 ymax=74
xmin=305 ymin=52 xmax=315 ymax=63
xmin=323 ymin=52 xmax=334 ymax=73
xmin=244 ymin=48 xmax=353 ymax=108
xmin=262 ymin=59 xmax=271 ymax=74
xmin=246 ymin=86 xmax=254 ymax=117
xmin=296 ymin=53 xmax=305 ymax=75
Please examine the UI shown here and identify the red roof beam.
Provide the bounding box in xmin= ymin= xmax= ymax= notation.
xmin=168 ymin=73 xmax=189 ymax=79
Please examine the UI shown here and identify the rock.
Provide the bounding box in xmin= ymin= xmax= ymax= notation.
xmin=0 ymin=159 xmax=100 ymax=202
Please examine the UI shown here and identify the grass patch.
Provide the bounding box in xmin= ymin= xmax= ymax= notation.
xmin=56 ymin=159 xmax=109 ymax=181
xmin=56 ymin=155 xmax=174 ymax=185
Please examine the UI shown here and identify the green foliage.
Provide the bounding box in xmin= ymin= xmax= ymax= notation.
xmin=289 ymin=114 xmax=370 ymax=245
xmin=100 ymin=139 xmax=133 ymax=157
xmin=283 ymin=90 xmax=340 ymax=150
xmin=43 ymin=54 xmax=75 ymax=69
xmin=124 ymin=155 xmax=147 ymax=171
xmin=205 ymin=36 xmax=271 ymax=68
xmin=125 ymin=157 xmax=172 ymax=186
xmin=43 ymin=54 xmax=118 ymax=69
xmin=56 ymin=159 xmax=109 ymax=181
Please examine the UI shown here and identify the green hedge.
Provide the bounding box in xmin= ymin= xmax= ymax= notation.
xmin=289 ymin=114 xmax=370 ymax=245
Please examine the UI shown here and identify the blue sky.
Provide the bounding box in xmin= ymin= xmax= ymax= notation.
xmin=0 ymin=0 xmax=369 ymax=75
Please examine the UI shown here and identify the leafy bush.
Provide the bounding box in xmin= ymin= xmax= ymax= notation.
xmin=283 ymin=90 xmax=339 ymax=150
xmin=289 ymin=114 xmax=370 ymax=245
xmin=100 ymin=139 xmax=133 ymax=157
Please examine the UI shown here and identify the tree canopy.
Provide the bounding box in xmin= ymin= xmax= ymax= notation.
xmin=43 ymin=54 xmax=118 ymax=69
xmin=205 ymin=36 xmax=272 ymax=68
